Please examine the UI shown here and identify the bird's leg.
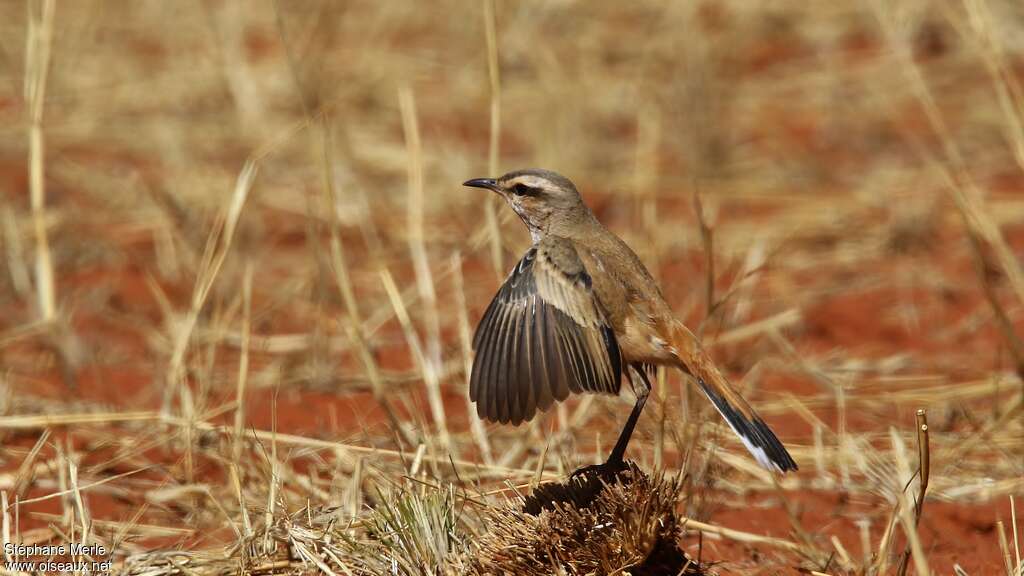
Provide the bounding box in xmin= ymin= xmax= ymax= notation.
xmin=569 ymin=367 xmax=651 ymax=479
xmin=606 ymin=365 xmax=652 ymax=466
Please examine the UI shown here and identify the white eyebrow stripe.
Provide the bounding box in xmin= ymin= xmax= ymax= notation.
xmin=512 ymin=176 xmax=547 ymax=188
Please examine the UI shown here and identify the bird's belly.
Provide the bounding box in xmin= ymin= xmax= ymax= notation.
xmin=616 ymin=316 xmax=674 ymax=365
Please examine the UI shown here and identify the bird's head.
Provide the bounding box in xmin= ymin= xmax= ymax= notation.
xmin=463 ymin=169 xmax=585 ymax=241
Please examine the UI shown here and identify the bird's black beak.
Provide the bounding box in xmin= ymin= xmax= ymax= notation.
xmin=463 ymin=177 xmax=500 ymax=192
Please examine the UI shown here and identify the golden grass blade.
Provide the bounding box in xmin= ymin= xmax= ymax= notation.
xmin=233 ymin=262 xmax=254 ymax=463
xmin=712 ymin=309 xmax=802 ymax=347
xmin=895 ymin=478 xmax=929 ymax=576
xmin=399 ymin=87 xmax=450 ymax=452
xmin=264 ymin=391 xmax=279 ymax=551
xmin=230 ymin=463 xmax=251 ymax=537
xmin=319 ymin=128 xmax=416 ymax=448
xmin=654 ymin=367 xmax=666 ymax=470
xmin=680 ymin=517 xmax=801 ymax=552
xmin=11 ymin=429 xmax=50 ymax=498
xmin=30 ymin=513 xmax=191 ymax=538
xmin=999 ymin=520 xmax=1014 ymax=576
xmin=17 ymin=466 xmax=150 ymax=506
xmin=162 ymin=159 xmax=257 ymax=482
xmin=0 ymin=412 xmax=159 ymax=429
xmin=1 ymin=490 xmax=10 ymax=564
xmin=1012 ymin=495 xmax=1021 ymax=576
xmin=2 ymin=208 xmax=32 ymax=299
xmin=960 ymin=0 xmax=1024 ymax=175
xmin=379 ymin=267 xmax=445 ymax=465
xmin=162 ymin=414 xmax=554 ymax=479
xmin=482 ymin=0 xmax=504 ymax=281
xmin=68 ymin=457 xmax=91 ymax=548
xmin=26 ymin=0 xmax=56 ymax=323
xmin=452 ymin=251 xmax=494 ymax=465
xmin=872 ymin=0 xmax=1024 ymax=307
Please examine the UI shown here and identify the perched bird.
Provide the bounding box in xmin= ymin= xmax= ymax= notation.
xmin=464 ymin=169 xmax=797 ymax=473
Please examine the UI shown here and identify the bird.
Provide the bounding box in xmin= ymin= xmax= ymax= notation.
xmin=463 ymin=168 xmax=797 ymax=473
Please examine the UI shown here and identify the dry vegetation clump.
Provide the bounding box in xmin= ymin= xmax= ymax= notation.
xmin=122 ymin=465 xmax=701 ymax=576
xmin=470 ymin=463 xmax=703 ymax=576
xmin=125 ymin=484 xmax=473 ymax=576
xmin=346 ymin=485 xmax=470 ymax=575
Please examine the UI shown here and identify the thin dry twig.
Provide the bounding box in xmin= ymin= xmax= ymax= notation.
xmin=897 ymin=409 xmax=931 ymax=576
xmin=482 ymin=0 xmax=504 ymax=280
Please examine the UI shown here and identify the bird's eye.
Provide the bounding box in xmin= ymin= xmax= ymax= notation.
xmin=512 ymin=183 xmax=540 ymax=196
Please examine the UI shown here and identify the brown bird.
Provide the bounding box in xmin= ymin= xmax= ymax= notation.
xmin=464 ymin=169 xmax=797 ymax=472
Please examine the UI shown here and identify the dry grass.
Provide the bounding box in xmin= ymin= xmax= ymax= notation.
xmin=0 ymin=1 xmax=1022 ymax=574
xmin=472 ymin=464 xmax=701 ymax=575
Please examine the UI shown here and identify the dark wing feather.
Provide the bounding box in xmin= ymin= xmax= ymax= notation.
xmin=470 ymin=239 xmax=622 ymax=424
xmin=471 ymin=294 xmax=500 ymax=421
xmin=514 ymin=306 xmax=533 ymax=423
xmin=493 ymin=304 xmax=515 ymax=423
xmin=532 ymin=300 xmax=554 ymax=414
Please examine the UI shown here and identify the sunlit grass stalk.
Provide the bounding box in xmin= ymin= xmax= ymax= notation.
xmin=399 ymin=87 xmax=450 ymax=452
xmin=263 ymin=391 xmax=279 ymax=553
xmin=12 ymin=429 xmax=49 ymax=499
xmin=1011 ymin=495 xmax=1021 ymax=576
xmin=1 ymin=490 xmax=10 ymax=564
xmin=26 ymin=0 xmax=56 ymax=323
xmin=163 ymin=159 xmax=257 ymax=482
xmin=633 ymin=107 xmax=666 ymax=471
xmin=452 ymin=251 xmax=494 ymax=465
xmin=960 ymin=0 xmax=1024 ymax=176
xmin=319 ymin=122 xmax=415 ymax=449
xmin=872 ymin=0 xmax=1024 ymax=306
xmin=483 ymin=0 xmax=504 ymax=280
xmin=163 ymin=412 xmax=552 ymax=479
xmin=233 ymin=262 xmax=254 ymax=463
xmin=380 ymin=267 xmax=447 ymax=470
xmin=999 ymin=521 xmax=1014 ymax=576
xmin=2 ymin=208 xmax=31 ymax=299
xmin=681 ymin=517 xmax=801 ymax=552
xmin=227 ymin=461 xmax=250 ymax=538
xmin=68 ymin=458 xmax=91 ymax=550
xmin=895 ymin=487 xmax=929 ymax=576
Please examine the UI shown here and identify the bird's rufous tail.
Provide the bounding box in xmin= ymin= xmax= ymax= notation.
xmin=669 ymin=322 xmax=798 ymax=473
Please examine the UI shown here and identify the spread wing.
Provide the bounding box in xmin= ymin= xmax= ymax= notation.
xmin=471 ymin=238 xmax=622 ymax=425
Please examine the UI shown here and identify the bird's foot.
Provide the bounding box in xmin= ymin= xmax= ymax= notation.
xmin=569 ymin=458 xmax=628 ymax=481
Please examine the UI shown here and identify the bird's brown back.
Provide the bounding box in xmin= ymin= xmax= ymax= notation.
xmin=551 ymin=212 xmax=677 ymax=364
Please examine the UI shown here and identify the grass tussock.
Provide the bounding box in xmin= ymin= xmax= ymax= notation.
xmin=125 ymin=484 xmax=472 ymax=576
xmin=123 ymin=464 xmax=703 ymax=576
xmin=472 ymin=463 xmax=703 ymax=576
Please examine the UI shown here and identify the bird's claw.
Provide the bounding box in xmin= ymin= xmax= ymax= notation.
xmin=569 ymin=459 xmax=628 ymax=481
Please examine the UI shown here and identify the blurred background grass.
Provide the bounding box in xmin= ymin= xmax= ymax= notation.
xmin=0 ymin=0 xmax=1022 ymax=573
